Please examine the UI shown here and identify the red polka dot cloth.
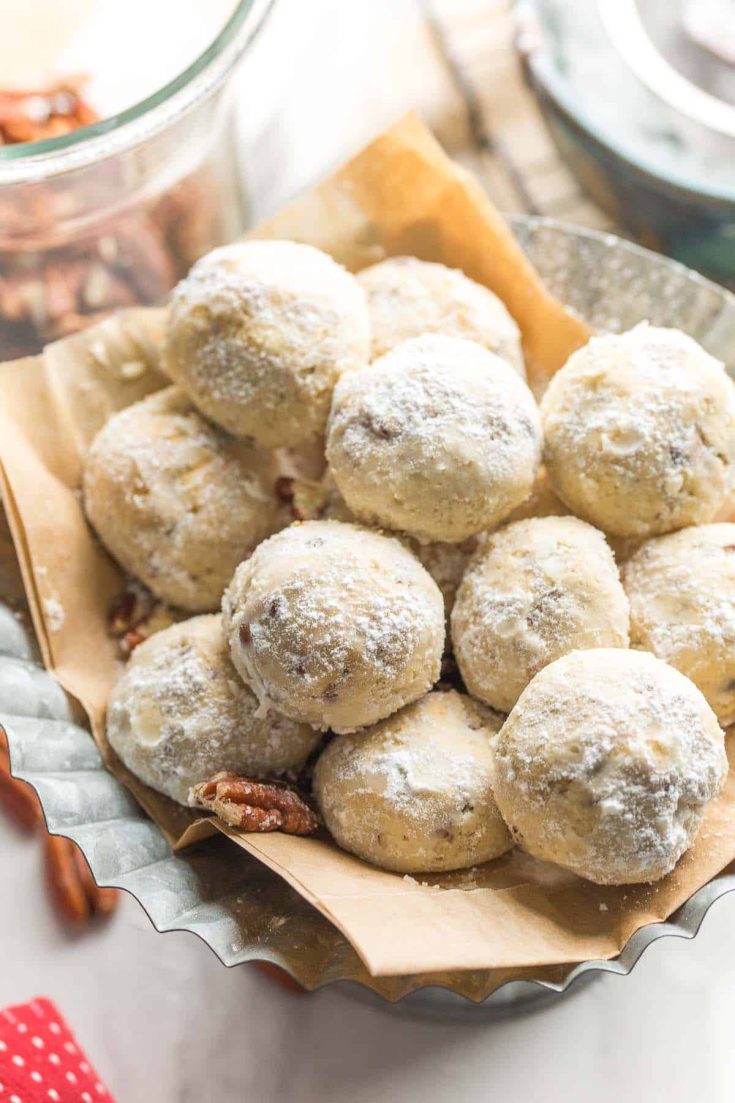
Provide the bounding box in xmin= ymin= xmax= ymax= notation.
xmin=0 ymin=998 xmax=115 ymax=1103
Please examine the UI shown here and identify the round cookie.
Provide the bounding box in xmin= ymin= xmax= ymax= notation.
xmin=164 ymin=240 xmax=370 ymax=448
xmin=83 ymin=387 xmax=279 ymax=612
xmin=452 ymin=516 xmax=629 ymax=712
xmin=326 ymin=334 xmax=542 ymax=543
xmin=623 ymin=523 xmax=735 ymax=726
xmin=357 ymin=256 xmax=524 ymax=376
xmin=313 ymin=690 xmax=512 ymax=873
xmin=107 ymin=615 xmax=319 ymax=805
xmin=287 ymin=471 xmax=476 ymax=622
xmin=493 ymin=649 xmax=727 ymax=885
xmin=541 ymin=324 xmax=735 ymax=538
xmin=222 ymin=520 xmax=445 ymax=733
xmin=450 ymin=511 xmax=626 ymax=710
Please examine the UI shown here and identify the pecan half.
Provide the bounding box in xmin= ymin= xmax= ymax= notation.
xmin=44 ymin=834 xmax=119 ymax=927
xmin=190 ymin=772 xmax=320 ymax=835
xmin=0 ymin=725 xmax=42 ymax=830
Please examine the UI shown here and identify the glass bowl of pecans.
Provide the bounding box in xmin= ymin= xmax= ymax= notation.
xmin=0 ymin=0 xmax=274 ymax=360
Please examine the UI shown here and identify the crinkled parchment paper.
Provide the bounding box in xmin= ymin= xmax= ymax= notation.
xmin=1 ymin=114 xmax=734 ymax=979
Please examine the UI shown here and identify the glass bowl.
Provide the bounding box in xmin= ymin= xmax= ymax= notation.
xmin=0 ymin=0 xmax=273 ymax=358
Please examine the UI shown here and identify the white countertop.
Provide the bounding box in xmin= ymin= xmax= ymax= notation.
xmin=3 ymin=2 xmax=734 ymax=1100
xmin=3 ymin=823 xmax=735 ymax=1103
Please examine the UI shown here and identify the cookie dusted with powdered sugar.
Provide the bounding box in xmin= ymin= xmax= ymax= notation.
xmin=451 ymin=516 xmax=630 ymax=712
xmin=357 ymin=256 xmax=524 ymax=376
xmin=326 ymin=334 xmax=541 ymax=543
xmin=222 ymin=521 xmax=445 ymax=733
xmin=164 ymin=240 xmax=370 ymax=449
xmin=286 ymin=470 xmax=477 ymax=623
xmin=107 ymin=616 xmax=319 ymax=805
xmin=624 ymin=523 xmax=735 ymax=726
xmin=313 ymin=690 xmax=511 ymax=873
xmin=493 ymin=649 xmax=727 ymax=885
xmin=541 ymin=324 xmax=735 ymax=538
xmin=83 ymin=387 xmax=279 ymax=612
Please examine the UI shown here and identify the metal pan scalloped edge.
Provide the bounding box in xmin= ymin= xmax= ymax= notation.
xmin=4 ymin=612 xmax=735 ymax=1013
xmin=2 ymin=218 xmax=735 ymax=1013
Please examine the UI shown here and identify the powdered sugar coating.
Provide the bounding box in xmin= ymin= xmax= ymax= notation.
xmin=541 ymin=323 xmax=735 ymax=538
xmin=326 ymin=334 xmax=542 ymax=543
xmin=357 ymin=256 xmax=524 ymax=377
xmin=83 ymin=387 xmax=279 ymax=611
xmin=289 ymin=470 xmax=476 ymax=621
xmin=106 ymin=615 xmax=319 ymax=805
xmin=624 ymin=523 xmax=735 ymax=726
xmin=493 ymin=649 xmax=727 ymax=885
xmin=164 ymin=240 xmax=370 ymax=448
xmin=222 ymin=520 xmax=445 ymax=733
xmin=452 ymin=517 xmax=630 ymax=712
xmin=313 ymin=690 xmax=511 ymax=873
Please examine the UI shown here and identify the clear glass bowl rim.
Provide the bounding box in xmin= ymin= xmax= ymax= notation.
xmin=0 ymin=0 xmax=274 ymax=184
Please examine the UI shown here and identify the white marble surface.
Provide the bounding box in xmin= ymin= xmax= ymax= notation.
xmin=3 ymin=818 xmax=735 ymax=1102
xmin=3 ymin=2 xmax=735 ymax=1100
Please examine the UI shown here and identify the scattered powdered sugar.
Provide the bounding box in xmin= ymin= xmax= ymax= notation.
xmin=42 ymin=595 xmax=65 ymax=634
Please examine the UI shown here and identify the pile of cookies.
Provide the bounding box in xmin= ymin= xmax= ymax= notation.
xmin=82 ymin=239 xmax=735 ymax=887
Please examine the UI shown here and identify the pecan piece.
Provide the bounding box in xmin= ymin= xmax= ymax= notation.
xmin=108 ymin=586 xmax=152 ymax=637
xmin=190 ymin=772 xmax=320 ymax=835
xmin=0 ymin=725 xmax=42 ymax=831
xmin=44 ymin=835 xmax=90 ymax=926
xmin=108 ymin=585 xmax=174 ymax=656
xmin=0 ymin=79 xmax=99 ymax=145
xmin=44 ymin=834 xmax=119 ymax=928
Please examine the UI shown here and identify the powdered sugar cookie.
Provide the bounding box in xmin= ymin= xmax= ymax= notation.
xmin=493 ymin=649 xmax=727 ymax=884
xmin=541 ymin=324 xmax=735 ymax=538
xmin=358 ymin=256 xmax=524 ymax=376
xmin=452 ymin=516 xmax=629 ymax=712
xmin=223 ymin=520 xmax=445 ymax=733
xmin=107 ymin=615 xmax=319 ymax=805
xmin=313 ymin=690 xmax=511 ymax=873
xmin=164 ymin=240 xmax=370 ymax=448
xmin=83 ymin=387 xmax=279 ymax=611
xmin=624 ymin=523 xmax=735 ymax=726
xmin=326 ymin=334 xmax=541 ymax=543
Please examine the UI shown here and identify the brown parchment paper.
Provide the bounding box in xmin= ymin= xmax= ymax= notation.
xmin=1 ymin=114 xmax=735 ymax=979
